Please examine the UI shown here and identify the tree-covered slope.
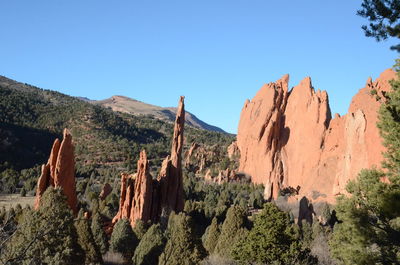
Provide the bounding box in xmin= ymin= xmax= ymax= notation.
xmin=0 ymin=75 xmax=234 ymax=181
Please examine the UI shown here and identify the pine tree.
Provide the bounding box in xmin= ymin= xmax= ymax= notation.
xmin=75 ymin=218 xmax=103 ymax=264
xmin=329 ymin=169 xmax=400 ymax=264
xmin=330 ymin=64 xmax=400 ymax=265
xmin=132 ymin=224 xmax=166 ymax=265
xmin=158 ymin=212 xmax=206 ymax=265
xmin=110 ymin=218 xmax=138 ymax=259
xmin=232 ymin=203 xmax=316 ymax=265
xmin=1 ymin=187 xmax=85 ymax=264
xmin=133 ymin=219 xmax=148 ymax=241
xmin=213 ymin=205 xmax=247 ymax=258
xmin=91 ymin=212 xmax=109 ymax=254
xmin=202 ymin=217 xmax=220 ymax=254
xmin=358 ymin=0 xmax=400 ymax=51
xmin=378 ymin=61 xmax=400 ymax=178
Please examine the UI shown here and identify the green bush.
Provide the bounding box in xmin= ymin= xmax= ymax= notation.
xmin=110 ymin=218 xmax=138 ymax=259
xmin=158 ymin=213 xmax=206 ymax=265
xmin=232 ymin=203 xmax=317 ymax=265
xmin=214 ymin=205 xmax=247 ymax=258
xmin=1 ymin=187 xmax=84 ymax=264
xmin=132 ymin=224 xmax=166 ymax=265
xmin=202 ymin=217 xmax=220 ymax=254
xmin=91 ymin=212 xmax=109 ymax=255
xmin=75 ymin=218 xmax=103 ymax=264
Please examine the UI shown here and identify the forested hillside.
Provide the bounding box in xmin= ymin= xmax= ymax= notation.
xmin=0 ymin=75 xmax=234 ymax=193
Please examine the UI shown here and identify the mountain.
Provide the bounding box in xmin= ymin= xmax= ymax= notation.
xmin=93 ymin=95 xmax=226 ymax=133
xmin=236 ymin=69 xmax=395 ymax=202
xmin=0 ymin=75 xmax=234 ymax=180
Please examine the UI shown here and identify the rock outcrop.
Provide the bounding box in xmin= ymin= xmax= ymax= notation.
xmin=237 ymin=69 xmax=396 ymax=202
xmin=131 ymin=150 xmax=153 ymax=226
xmin=34 ymin=129 xmax=78 ymax=214
xmin=184 ymin=143 xmax=227 ymax=174
xmin=227 ymin=141 xmax=240 ymax=160
xmin=158 ymin=96 xmax=185 ymax=213
xmin=99 ymin=183 xmax=112 ymax=200
xmin=113 ymin=96 xmax=186 ymax=226
xmin=112 ymin=151 xmax=155 ymax=227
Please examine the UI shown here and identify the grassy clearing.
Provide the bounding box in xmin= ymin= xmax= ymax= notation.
xmin=0 ymin=194 xmax=35 ymax=210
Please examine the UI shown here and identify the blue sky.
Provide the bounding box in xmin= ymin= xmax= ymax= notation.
xmin=0 ymin=1 xmax=397 ymax=133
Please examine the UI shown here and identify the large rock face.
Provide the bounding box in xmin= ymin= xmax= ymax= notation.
xmin=237 ymin=69 xmax=396 ymax=202
xmin=113 ymin=96 xmax=185 ymax=226
xmin=34 ymin=129 xmax=78 ymax=214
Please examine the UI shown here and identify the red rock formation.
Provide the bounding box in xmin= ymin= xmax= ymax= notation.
xmin=185 ymin=143 xmax=200 ymax=166
xmin=113 ymin=173 xmax=128 ymax=222
xmin=131 ymin=150 xmax=153 ymax=227
xmin=34 ymin=129 xmax=78 ymax=214
xmin=157 ymin=96 xmax=185 ymax=213
xmin=99 ymin=183 xmax=112 ymax=200
xmin=204 ymin=169 xmax=213 ymax=182
xmin=227 ymin=141 xmax=240 ymax=160
xmin=184 ymin=143 xmax=225 ymax=174
xmin=113 ymin=96 xmax=186 ymax=226
xmin=237 ymin=69 xmax=396 ymax=202
xmin=34 ymin=164 xmax=50 ymax=210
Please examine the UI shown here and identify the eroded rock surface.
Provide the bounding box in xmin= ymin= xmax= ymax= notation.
xmin=34 ymin=129 xmax=78 ymax=214
xmin=237 ymin=69 xmax=396 ymax=202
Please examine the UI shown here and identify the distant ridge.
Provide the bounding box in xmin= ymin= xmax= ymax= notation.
xmin=93 ymin=95 xmax=226 ymax=133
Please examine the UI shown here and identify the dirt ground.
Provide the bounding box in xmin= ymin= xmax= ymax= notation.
xmin=0 ymin=194 xmax=35 ymax=210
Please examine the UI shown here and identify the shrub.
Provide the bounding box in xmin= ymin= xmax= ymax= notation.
xmin=110 ymin=218 xmax=138 ymax=259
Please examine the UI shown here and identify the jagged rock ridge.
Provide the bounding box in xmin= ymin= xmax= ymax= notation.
xmin=113 ymin=96 xmax=186 ymax=227
xmin=237 ymin=69 xmax=396 ymax=202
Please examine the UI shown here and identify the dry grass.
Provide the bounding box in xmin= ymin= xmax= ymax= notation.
xmin=0 ymin=194 xmax=35 ymax=210
xmin=201 ymin=255 xmax=238 ymax=265
xmin=103 ymin=251 xmax=128 ymax=265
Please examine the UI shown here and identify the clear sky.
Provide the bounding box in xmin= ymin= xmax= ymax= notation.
xmin=0 ymin=1 xmax=398 ymax=134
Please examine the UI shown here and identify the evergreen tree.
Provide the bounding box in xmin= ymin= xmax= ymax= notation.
xmin=133 ymin=219 xmax=148 ymax=241
xmin=158 ymin=212 xmax=206 ymax=265
xmin=358 ymin=0 xmax=400 ymax=51
xmin=330 ymin=65 xmax=400 ymax=265
xmin=202 ymin=217 xmax=220 ymax=254
xmin=232 ymin=203 xmax=316 ymax=265
xmin=378 ymin=61 xmax=400 ymax=178
xmin=132 ymin=224 xmax=166 ymax=265
xmin=91 ymin=212 xmax=109 ymax=254
xmin=1 ymin=187 xmax=85 ymax=264
xmin=75 ymin=218 xmax=103 ymax=264
xmin=110 ymin=218 xmax=138 ymax=259
xmin=329 ymin=169 xmax=400 ymax=264
xmin=213 ymin=205 xmax=247 ymax=258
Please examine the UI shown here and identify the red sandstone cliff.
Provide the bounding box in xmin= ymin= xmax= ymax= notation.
xmin=34 ymin=129 xmax=78 ymax=214
xmin=237 ymin=69 xmax=396 ymax=202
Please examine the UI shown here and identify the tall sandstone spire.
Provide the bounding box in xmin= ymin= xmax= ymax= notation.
xmin=113 ymin=96 xmax=185 ymax=227
xmin=237 ymin=69 xmax=396 ymax=202
xmin=34 ymin=129 xmax=78 ymax=214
